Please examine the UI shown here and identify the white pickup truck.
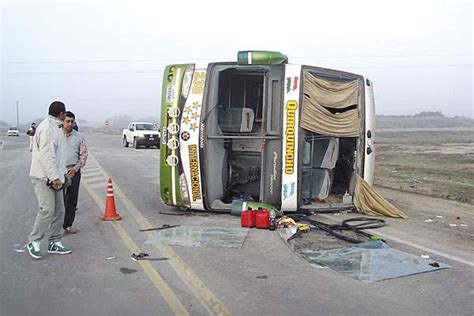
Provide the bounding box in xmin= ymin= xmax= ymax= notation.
xmin=122 ymin=122 xmax=160 ymax=149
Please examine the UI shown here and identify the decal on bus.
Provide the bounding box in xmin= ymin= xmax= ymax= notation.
xmin=281 ymin=64 xmax=302 ymax=211
xmin=179 ymin=69 xmax=207 ymax=210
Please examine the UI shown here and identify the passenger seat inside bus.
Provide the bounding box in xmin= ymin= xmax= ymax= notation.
xmin=217 ymin=106 xmax=255 ymax=133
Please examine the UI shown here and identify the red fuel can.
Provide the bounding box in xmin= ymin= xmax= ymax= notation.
xmin=241 ymin=210 xmax=256 ymax=227
xmin=255 ymin=209 xmax=270 ymax=229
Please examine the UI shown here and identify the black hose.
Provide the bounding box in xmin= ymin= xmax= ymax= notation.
xmin=288 ymin=214 xmax=385 ymax=244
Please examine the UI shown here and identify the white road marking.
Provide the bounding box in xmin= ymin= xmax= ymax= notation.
xmin=82 ymin=176 xmax=106 ymax=184
xmin=87 ymin=182 xmax=106 ymax=189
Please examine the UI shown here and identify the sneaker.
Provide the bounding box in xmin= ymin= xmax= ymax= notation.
xmin=26 ymin=242 xmax=42 ymax=259
xmin=64 ymin=227 xmax=79 ymax=234
xmin=47 ymin=241 xmax=72 ymax=255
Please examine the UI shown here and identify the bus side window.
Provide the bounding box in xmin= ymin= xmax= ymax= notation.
xmin=267 ymin=80 xmax=281 ymax=135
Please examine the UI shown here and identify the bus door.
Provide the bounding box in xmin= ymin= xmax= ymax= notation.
xmin=298 ymin=66 xmax=365 ymax=209
xmin=259 ymin=66 xmax=284 ymax=207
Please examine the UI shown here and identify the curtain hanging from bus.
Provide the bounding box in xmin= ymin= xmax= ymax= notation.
xmin=301 ymin=72 xmax=360 ymax=137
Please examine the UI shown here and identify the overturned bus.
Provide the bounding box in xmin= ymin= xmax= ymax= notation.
xmin=159 ymin=51 xmax=375 ymax=213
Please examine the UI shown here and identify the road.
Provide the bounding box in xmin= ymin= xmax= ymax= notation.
xmin=1 ymin=133 xmax=473 ymax=316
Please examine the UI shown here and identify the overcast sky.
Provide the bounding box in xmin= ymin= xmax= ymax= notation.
xmin=1 ymin=0 xmax=472 ymax=126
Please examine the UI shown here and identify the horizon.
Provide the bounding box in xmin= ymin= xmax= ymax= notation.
xmin=1 ymin=110 xmax=473 ymax=129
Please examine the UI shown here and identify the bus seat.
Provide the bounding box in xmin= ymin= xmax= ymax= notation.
xmin=302 ymin=168 xmax=333 ymax=200
xmin=218 ymin=106 xmax=255 ymax=132
xmin=304 ymin=137 xmax=339 ymax=169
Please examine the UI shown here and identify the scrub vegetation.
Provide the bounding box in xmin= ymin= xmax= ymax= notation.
xmin=374 ymin=115 xmax=474 ymax=204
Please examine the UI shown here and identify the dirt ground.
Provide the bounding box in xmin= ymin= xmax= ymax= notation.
xmin=374 ymin=128 xmax=474 ymax=205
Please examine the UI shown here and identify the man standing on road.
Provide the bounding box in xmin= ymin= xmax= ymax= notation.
xmin=26 ymin=122 xmax=36 ymax=151
xmin=62 ymin=111 xmax=88 ymax=234
xmin=26 ymin=101 xmax=72 ymax=259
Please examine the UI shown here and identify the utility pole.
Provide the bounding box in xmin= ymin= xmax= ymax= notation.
xmin=16 ymin=100 xmax=19 ymax=128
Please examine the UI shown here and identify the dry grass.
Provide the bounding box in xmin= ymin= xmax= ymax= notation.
xmin=374 ymin=128 xmax=474 ymax=204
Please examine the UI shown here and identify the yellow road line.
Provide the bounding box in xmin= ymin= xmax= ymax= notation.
xmin=158 ymin=244 xmax=231 ymax=316
xmin=82 ymin=179 xmax=190 ymax=316
xmin=84 ymin=154 xmax=230 ymax=316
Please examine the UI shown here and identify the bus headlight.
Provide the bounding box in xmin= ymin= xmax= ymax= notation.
xmin=181 ymin=64 xmax=195 ymax=100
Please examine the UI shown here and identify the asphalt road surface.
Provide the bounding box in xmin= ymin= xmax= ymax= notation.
xmin=1 ymin=133 xmax=473 ymax=316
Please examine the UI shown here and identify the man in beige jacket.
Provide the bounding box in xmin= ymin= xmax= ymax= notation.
xmin=26 ymin=101 xmax=72 ymax=259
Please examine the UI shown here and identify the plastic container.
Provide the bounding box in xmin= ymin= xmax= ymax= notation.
xmin=241 ymin=210 xmax=256 ymax=227
xmin=255 ymin=209 xmax=270 ymax=229
xmin=342 ymin=191 xmax=353 ymax=204
xmin=231 ymin=200 xmax=283 ymax=217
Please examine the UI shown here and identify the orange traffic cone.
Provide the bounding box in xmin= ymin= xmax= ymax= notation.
xmin=101 ymin=178 xmax=122 ymax=221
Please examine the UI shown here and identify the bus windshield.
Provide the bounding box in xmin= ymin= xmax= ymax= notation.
xmin=135 ymin=124 xmax=157 ymax=131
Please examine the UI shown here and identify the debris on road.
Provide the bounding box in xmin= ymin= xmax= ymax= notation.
xmin=13 ymin=244 xmax=25 ymax=253
xmin=139 ymin=224 xmax=180 ymax=232
xmin=159 ymin=210 xmax=192 ymax=216
xmin=158 ymin=210 xmax=211 ymax=217
xmin=131 ymin=252 xmax=169 ymax=262
xmin=145 ymin=226 xmax=248 ymax=249
xmin=277 ymin=215 xmax=451 ymax=282
xmin=287 ymin=225 xmax=310 ymax=241
xmin=131 ymin=252 xmax=149 ymax=261
xmin=288 ymin=215 xmax=386 ymax=244
xmin=298 ymin=241 xmax=449 ymax=282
